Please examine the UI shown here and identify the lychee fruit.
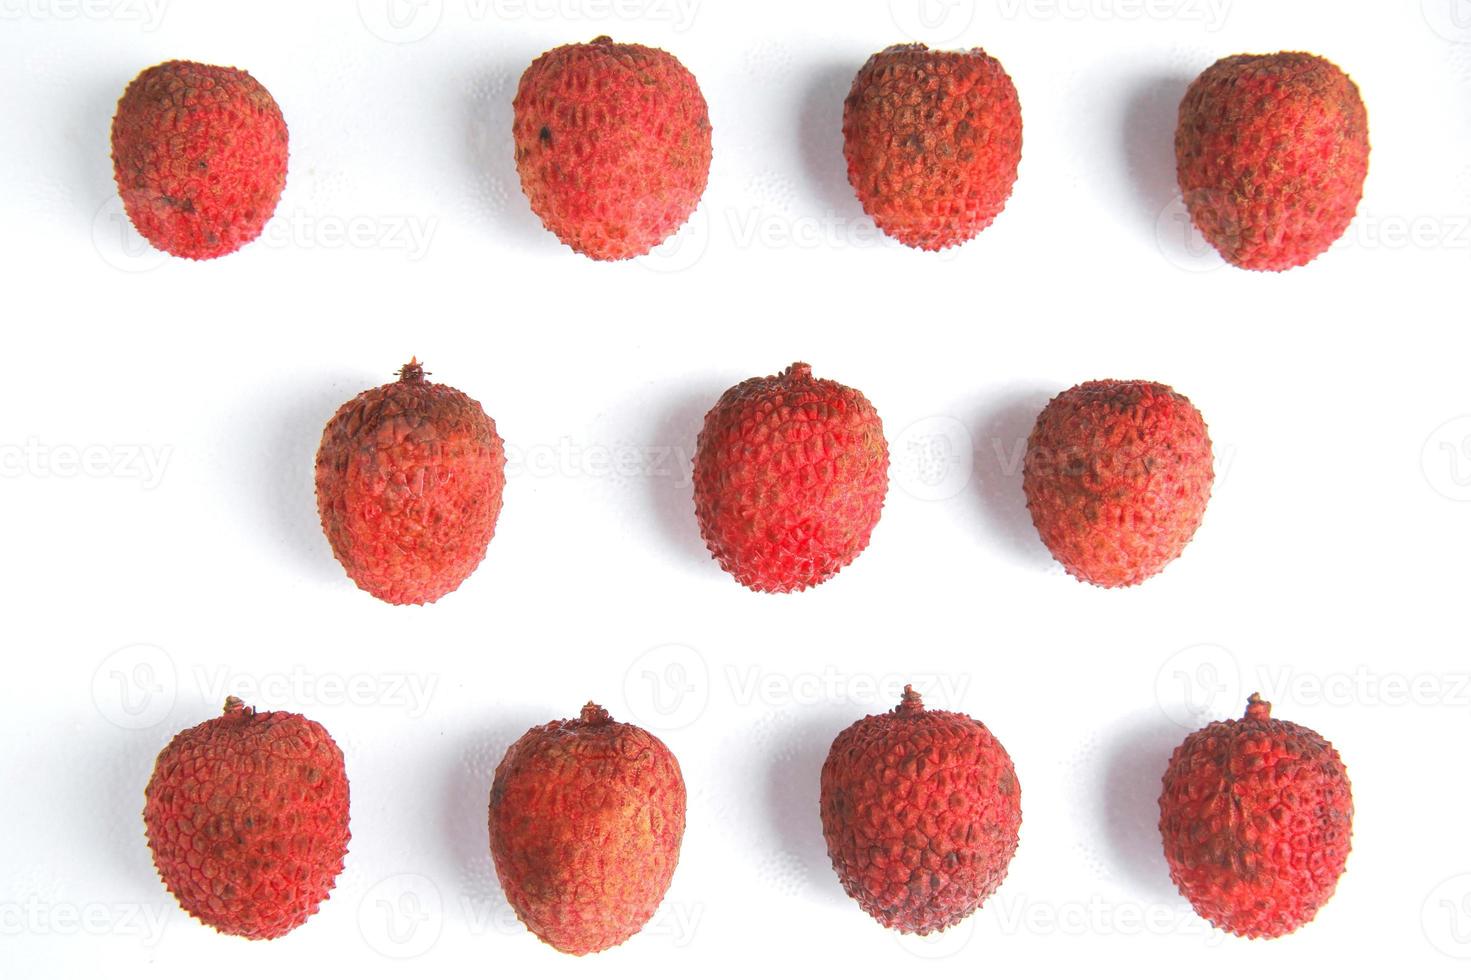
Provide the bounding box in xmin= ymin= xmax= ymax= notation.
xmin=512 ymin=36 xmax=712 ymax=261
xmin=842 ymin=43 xmax=1023 ymax=251
xmin=1176 ymin=52 xmax=1369 ymax=271
xmin=143 ymin=697 xmax=350 ymax=939
xmin=1022 ymin=380 xmax=1213 ymax=588
xmin=315 ymin=359 xmax=506 ymax=605
xmin=488 ymin=703 xmax=686 ymax=955
xmin=1159 ymin=694 xmax=1353 ymax=938
xmin=692 ymin=362 xmax=889 ymax=593
xmin=820 ymin=685 xmax=1021 ymax=934
xmin=110 ymin=60 xmax=288 ymax=260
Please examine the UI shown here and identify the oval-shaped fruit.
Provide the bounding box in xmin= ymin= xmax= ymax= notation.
xmin=110 ymin=60 xmax=288 ymax=260
xmin=1176 ymin=52 xmax=1369 ymax=271
xmin=1023 ymin=379 xmax=1213 ymax=587
xmin=1159 ymin=695 xmax=1353 ymax=938
xmin=489 ymin=703 xmax=686 ymax=955
xmin=512 ymin=36 xmax=712 ymax=260
xmin=843 ymin=43 xmax=1023 ymax=251
xmin=692 ymin=362 xmax=889 ymax=593
xmin=820 ymin=686 xmax=1021 ymax=934
xmin=315 ymin=360 xmax=506 ymax=605
xmin=143 ymin=697 xmax=350 ymax=939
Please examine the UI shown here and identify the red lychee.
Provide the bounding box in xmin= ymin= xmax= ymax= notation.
xmin=315 ymin=360 xmax=506 ymax=605
xmin=512 ymin=36 xmax=712 ymax=261
xmin=110 ymin=60 xmax=288 ymax=260
xmin=1176 ymin=52 xmax=1369 ymax=271
xmin=820 ymin=685 xmax=1022 ymax=934
xmin=488 ymin=703 xmax=686 ymax=955
xmin=1023 ymin=380 xmax=1213 ymax=587
xmin=1159 ymin=695 xmax=1353 ymax=938
xmin=143 ymin=697 xmax=350 ymax=939
xmin=692 ymin=362 xmax=889 ymax=593
xmin=843 ymin=43 xmax=1023 ymax=250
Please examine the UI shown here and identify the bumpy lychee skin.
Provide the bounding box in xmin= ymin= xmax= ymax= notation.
xmin=820 ymin=686 xmax=1021 ymax=934
xmin=692 ymin=362 xmax=889 ymax=593
xmin=143 ymin=698 xmax=350 ymax=940
xmin=512 ymin=36 xmax=712 ymax=261
xmin=110 ymin=60 xmax=288 ymax=260
xmin=1176 ymin=52 xmax=1369 ymax=271
xmin=1023 ymin=380 xmax=1213 ymax=588
xmin=1159 ymin=695 xmax=1353 ymax=938
xmin=315 ymin=360 xmax=506 ymax=605
xmin=489 ymin=703 xmax=686 ymax=955
xmin=843 ymin=43 xmax=1022 ymax=251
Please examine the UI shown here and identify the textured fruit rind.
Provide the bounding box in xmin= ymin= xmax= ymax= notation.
xmin=488 ymin=704 xmax=686 ymax=955
xmin=512 ymin=36 xmax=712 ymax=260
xmin=143 ymin=698 xmax=350 ymax=940
xmin=1176 ymin=52 xmax=1369 ymax=271
xmin=1022 ymin=379 xmax=1213 ymax=588
xmin=843 ymin=43 xmax=1022 ymax=251
xmin=110 ymin=60 xmax=288 ymax=260
xmin=692 ymin=362 xmax=889 ymax=593
xmin=315 ymin=361 xmax=507 ymax=606
xmin=1159 ymin=696 xmax=1353 ymax=938
xmin=819 ymin=687 xmax=1021 ymax=934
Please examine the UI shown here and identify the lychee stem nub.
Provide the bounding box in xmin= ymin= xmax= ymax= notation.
xmin=398 ymin=359 xmax=426 ymax=384
xmin=1244 ymin=693 xmax=1272 ymax=721
xmin=579 ymin=702 xmax=613 ymax=725
xmin=895 ymin=684 xmax=925 ymax=714
xmin=222 ymin=696 xmax=254 ymax=718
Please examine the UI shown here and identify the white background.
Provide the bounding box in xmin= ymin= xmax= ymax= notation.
xmin=3 ymin=0 xmax=1470 ymax=975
